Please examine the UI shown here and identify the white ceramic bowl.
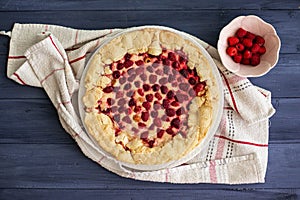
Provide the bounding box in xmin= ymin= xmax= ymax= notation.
xmin=217 ymin=15 xmax=281 ymax=77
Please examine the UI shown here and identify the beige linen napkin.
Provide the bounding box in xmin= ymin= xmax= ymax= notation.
xmin=4 ymin=23 xmax=275 ymax=184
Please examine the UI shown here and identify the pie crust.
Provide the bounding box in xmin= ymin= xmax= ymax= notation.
xmin=82 ymin=27 xmax=220 ymax=166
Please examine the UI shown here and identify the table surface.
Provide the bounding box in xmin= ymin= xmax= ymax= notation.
xmin=0 ymin=0 xmax=299 ymax=199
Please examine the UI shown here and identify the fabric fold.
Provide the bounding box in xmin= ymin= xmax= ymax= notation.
xmin=4 ymin=23 xmax=276 ymax=184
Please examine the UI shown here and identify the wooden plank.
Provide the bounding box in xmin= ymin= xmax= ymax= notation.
xmin=0 ymin=99 xmax=70 ymax=144
xmin=0 ymin=143 xmax=299 ymax=189
xmin=0 ymin=98 xmax=299 ymax=144
xmin=0 ymin=189 xmax=299 ymax=200
xmin=0 ymin=10 xmax=299 ymax=54
xmin=0 ymin=0 xmax=299 ymax=11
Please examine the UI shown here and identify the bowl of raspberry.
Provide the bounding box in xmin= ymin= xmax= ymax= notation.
xmin=217 ymin=15 xmax=281 ymax=77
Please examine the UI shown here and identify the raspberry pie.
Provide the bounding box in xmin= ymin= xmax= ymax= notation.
xmin=82 ymin=27 xmax=221 ymax=167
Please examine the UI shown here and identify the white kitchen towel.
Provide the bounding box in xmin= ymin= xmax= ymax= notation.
xmin=4 ymin=23 xmax=275 ymax=184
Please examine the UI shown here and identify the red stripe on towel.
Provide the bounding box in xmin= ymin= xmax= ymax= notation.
xmin=8 ymin=56 xmax=26 ymax=59
xmin=49 ymin=35 xmax=65 ymax=59
xmin=214 ymin=135 xmax=268 ymax=147
xmin=209 ymin=161 xmax=217 ymax=183
xmin=40 ymin=68 xmax=65 ymax=84
xmin=13 ymin=73 xmax=27 ymax=85
xmin=220 ymin=71 xmax=240 ymax=114
xmin=69 ymin=54 xmax=87 ymax=64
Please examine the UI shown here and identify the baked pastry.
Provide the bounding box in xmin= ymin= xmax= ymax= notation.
xmin=82 ymin=28 xmax=220 ymax=165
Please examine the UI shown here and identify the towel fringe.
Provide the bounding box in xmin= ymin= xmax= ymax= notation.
xmin=0 ymin=30 xmax=11 ymax=37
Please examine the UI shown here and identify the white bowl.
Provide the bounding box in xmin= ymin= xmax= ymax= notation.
xmin=217 ymin=15 xmax=281 ymax=77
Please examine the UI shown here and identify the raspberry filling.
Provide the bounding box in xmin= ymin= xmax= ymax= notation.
xmin=97 ymin=50 xmax=206 ymax=149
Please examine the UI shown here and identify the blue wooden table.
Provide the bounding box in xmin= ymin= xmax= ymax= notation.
xmin=0 ymin=1 xmax=299 ymax=199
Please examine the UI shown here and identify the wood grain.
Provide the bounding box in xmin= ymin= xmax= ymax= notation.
xmin=0 ymin=10 xmax=299 ymax=54
xmin=0 ymin=189 xmax=299 ymax=200
xmin=0 ymin=0 xmax=299 ymax=11
xmin=0 ymin=143 xmax=299 ymax=189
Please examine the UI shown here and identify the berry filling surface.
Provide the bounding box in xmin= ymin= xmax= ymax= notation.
xmin=96 ymin=50 xmax=206 ymax=149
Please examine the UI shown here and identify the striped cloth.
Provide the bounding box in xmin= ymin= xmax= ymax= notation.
xmin=4 ymin=23 xmax=275 ymax=184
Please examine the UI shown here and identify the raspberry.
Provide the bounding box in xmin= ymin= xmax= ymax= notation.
xmin=127 ymin=74 xmax=136 ymax=82
xmin=172 ymin=61 xmax=180 ymax=69
xmin=226 ymin=47 xmax=237 ymax=56
xmin=258 ymin=46 xmax=266 ymax=55
xmin=138 ymin=122 xmax=146 ymax=127
xmin=154 ymin=118 xmax=162 ymax=127
xmin=157 ymin=130 xmax=164 ymax=138
xmin=143 ymin=84 xmax=151 ymax=91
xmin=142 ymin=102 xmax=151 ymax=110
xmin=135 ymin=60 xmax=144 ymax=66
xmin=155 ymin=92 xmax=162 ymax=100
xmin=171 ymin=118 xmax=180 ymax=129
xmin=171 ymin=101 xmax=180 ymax=107
xmin=233 ymin=53 xmax=242 ymax=63
xmin=235 ymin=43 xmax=244 ymax=52
xmin=124 ymin=60 xmax=134 ymax=68
xmin=235 ymin=28 xmax=247 ymax=38
xmin=162 ymin=99 xmax=170 ymax=109
xmin=165 ymin=108 xmax=176 ymax=117
xmin=160 ymin=85 xmax=168 ymax=94
xmin=134 ymin=81 xmax=140 ymax=88
xmin=124 ymin=53 xmax=131 ymax=60
xmin=242 ymin=38 xmax=253 ymax=48
xmin=128 ymin=98 xmax=136 ymax=107
xmin=149 ymin=74 xmax=157 ymax=84
xmin=124 ymin=83 xmax=131 ymax=90
xmin=188 ymin=77 xmax=196 ymax=85
xmin=141 ymin=111 xmax=150 ymax=122
xmin=241 ymin=58 xmax=250 ymax=65
xmin=255 ymin=36 xmax=265 ymax=46
xmin=146 ymin=66 xmax=154 ymax=73
xmin=103 ymin=86 xmax=113 ymax=93
xmin=251 ymin=54 xmax=260 ymax=66
xmin=151 ymin=110 xmax=158 ymax=118
xmin=163 ymin=65 xmax=170 ymax=74
xmin=140 ymin=131 xmax=148 ymax=139
xmin=176 ymin=107 xmax=184 ymax=116
xmin=152 ymin=84 xmax=160 ymax=92
xmin=162 ymin=58 xmax=171 ymax=66
xmin=179 ymin=56 xmax=186 ymax=64
xmin=166 ymin=127 xmax=174 ymax=135
xmin=153 ymin=101 xmax=161 ymax=110
xmin=155 ymin=69 xmax=163 ymax=75
xmin=245 ymin=31 xmax=256 ymax=40
xmin=174 ymin=93 xmax=188 ymax=103
xmin=167 ymin=90 xmax=175 ymax=99
xmin=243 ymin=50 xmax=252 ymax=59
xmin=152 ymin=60 xmax=160 ymax=68
xmin=193 ymin=83 xmax=205 ymax=94
xmin=227 ymin=36 xmax=239 ymax=46
xmin=140 ymin=74 xmax=147 ymax=82
xmin=137 ymin=88 xmax=144 ymax=96
xmin=134 ymin=106 xmax=141 ymax=113
xmin=179 ymin=83 xmax=190 ymax=91
xmin=117 ymin=63 xmax=124 ymax=70
xmin=159 ymin=77 xmax=168 ymax=85
xmin=107 ymin=98 xmax=114 ymax=106
xmin=179 ymin=69 xmax=189 ymax=78
xmin=168 ymin=52 xmax=176 ymax=61
xmin=251 ymin=43 xmax=260 ymax=53
xmin=122 ymin=116 xmax=131 ymax=124
xmin=146 ymin=94 xmax=154 ymax=102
